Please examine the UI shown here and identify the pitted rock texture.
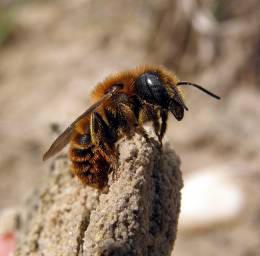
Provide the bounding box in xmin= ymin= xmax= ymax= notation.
xmin=15 ymin=132 xmax=183 ymax=256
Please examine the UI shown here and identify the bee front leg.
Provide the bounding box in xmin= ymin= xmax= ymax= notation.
xmin=150 ymin=109 xmax=161 ymax=143
xmin=158 ymin=110 xmax=168 ymax=146
xmin=138 ymin=104 xmax=162 ymax=144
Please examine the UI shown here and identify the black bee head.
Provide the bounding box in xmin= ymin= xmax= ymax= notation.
xmin=135 ymin=72 xmax=169 ymax=108
xmin=135 ymin=71 xmax=187 ymax=121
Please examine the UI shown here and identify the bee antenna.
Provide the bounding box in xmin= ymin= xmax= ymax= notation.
xmin=177 ymin=81 xmax=221 ymax=100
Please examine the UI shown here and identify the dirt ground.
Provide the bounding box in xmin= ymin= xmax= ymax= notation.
xmin=0 ymin=0 xmax=260 ymax=255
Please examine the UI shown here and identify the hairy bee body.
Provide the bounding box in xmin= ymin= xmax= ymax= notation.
xmin=43 ymin=65 xmax=220 ymax=189
xmin=70 ymin=96 xmax=152 ymax=187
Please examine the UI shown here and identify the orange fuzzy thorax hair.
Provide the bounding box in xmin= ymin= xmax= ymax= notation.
xmin=90 ymin=65 xmax=180 ymax=102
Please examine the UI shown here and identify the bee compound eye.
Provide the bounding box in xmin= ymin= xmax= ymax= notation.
xmin=135 ymin=72 xmax=169 ymax=107
xmin=145 ymin=73 xmax=160 ymax=86
xmin=136 ymin=73 xmax=159 ymax=98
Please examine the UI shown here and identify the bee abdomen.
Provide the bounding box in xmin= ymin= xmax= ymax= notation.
xmin=70 ymin=134 xmax=111 ymax=188
xmin=71 ymin=160 xmax=103 ymax=188
xmin=69 ymin=147 xmax=94 ymax=162
xmin=71 ymin=155 xmax=111 ymax=188
xmin=72 ymin=161 xmax=91 ymax=174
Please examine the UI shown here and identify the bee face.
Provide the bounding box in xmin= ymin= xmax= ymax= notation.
xmin=134 ymin=71 xmax=186 ymax=121
xmin=135 ymin=72 xmax=170 ymax=108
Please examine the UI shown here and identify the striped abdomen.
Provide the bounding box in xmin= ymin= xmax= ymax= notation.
xmin=69 ymin=131 xmax=112 ymax=189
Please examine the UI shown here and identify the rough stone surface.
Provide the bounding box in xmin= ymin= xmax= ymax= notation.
xmin=14 ymin=132 xmax=183 ymax=256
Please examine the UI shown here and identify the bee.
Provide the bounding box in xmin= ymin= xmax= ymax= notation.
xmin=43 ymin=65 xmax=220 ymax=189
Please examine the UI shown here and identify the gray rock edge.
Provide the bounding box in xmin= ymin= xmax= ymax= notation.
xmin=14 ymin=132 xmax=183 ymax=256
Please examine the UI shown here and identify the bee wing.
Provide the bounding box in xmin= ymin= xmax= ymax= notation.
xmin=43 ymin=86 xmax=120 ymax=161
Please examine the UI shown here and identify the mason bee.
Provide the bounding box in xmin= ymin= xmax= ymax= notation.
xmin=43 ymin=65 xmax=220 ymax=189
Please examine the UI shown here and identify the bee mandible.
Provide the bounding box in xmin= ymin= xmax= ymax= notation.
xmin=43 ymin=65 xmax=220 ymax=189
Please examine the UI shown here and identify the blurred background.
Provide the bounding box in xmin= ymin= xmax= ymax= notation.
xmin=0 ymin=0 xmax=259 ymax=255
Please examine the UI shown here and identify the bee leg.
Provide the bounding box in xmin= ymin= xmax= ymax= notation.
xmin=118 ymin=102 xmax=138 ymax=139
xmin=139 ymin=104 xmax=164 ymax=143
xmin=136 ymin=107 xmax=152 ymax=143
xmin=151 ymin=110 xmax=161 ymax=142
xmin=90 ymin=112 xmax=117 ymax=166
xmin=135 ymin=126 xmax=151 ymax=143
xmin=158 ymin=110 xmax=168 ymax=146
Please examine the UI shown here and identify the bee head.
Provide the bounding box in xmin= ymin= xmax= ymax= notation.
xmin=135 ymin=70 xmax=221 ymax=121
xmin=135 ymin=71 xmax=187 ymax=121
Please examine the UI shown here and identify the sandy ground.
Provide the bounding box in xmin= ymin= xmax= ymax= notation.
xmin=0 ymin=0 xmax=260 ymax=255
